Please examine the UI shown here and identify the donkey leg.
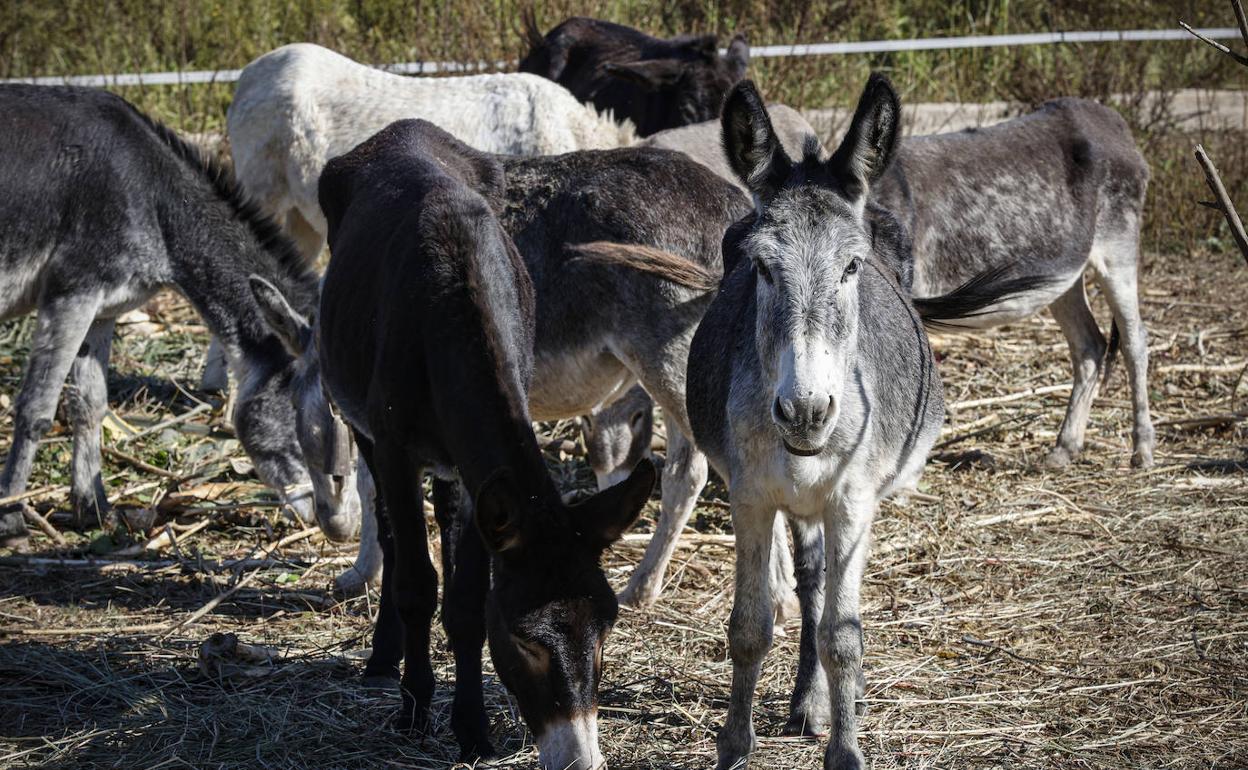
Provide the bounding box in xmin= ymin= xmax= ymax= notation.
xmin=1046 ymin=280 xmax=1107 ymax=468
xmin=436 ymin=481 xmax=497 ymax=761
xmin=783 ymin=515 xmax=830 ymax=737
xmin=358 ymin=436 xmax=403 ymax=686
xmin=715 ymin=499 xmax=776 ymax=770
xmin=65 ymin=319 xmax=115 ymax=529
xmin=819 ymin=491 xmax=876 ymax=770
xmin=335 ymin=461 xmax=383 ymax=597
xmin=619 ymin=424 xmax=707 ymax=607
xmin=372 ymin=440 xmax=439 ymax=735
xmin=199 ymin=337 xmax=230 ymax=392
xmin=1092 ymin=243 xmax=1154 ymax=468
xmin=770 ymin=512 xmax=800 ymax=630
xmin=288 ymin=206 xmax=327 ymax=263
xmin=0 ymin=296 xmax=100 ymax=546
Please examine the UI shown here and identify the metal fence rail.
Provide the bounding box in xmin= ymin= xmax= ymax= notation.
xmin=1 ymin=27 xmax=1239 ymax=88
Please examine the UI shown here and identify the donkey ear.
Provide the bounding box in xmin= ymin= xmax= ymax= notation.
xmin=573 ymin=458 xmax=656 ymax=550
xmin=604 ymin=59 xmax=685 ymax=89
xmin=686 ymin=34 xmax=719 ymax=60
xmin=826 ymin=73 xmax=901 ymax=199
xmin=725 ymin=33 xmax=750 ymax=79
xmin=475 ymin=469 xmax=524 ymax=553
xmin=249 ymin=275 xmax=311 ymax=358
xmin=721 ymin=79 xmax=791 ymax=205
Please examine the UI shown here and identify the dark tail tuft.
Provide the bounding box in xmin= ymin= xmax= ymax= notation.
xmin=566 ymin=242 xmax=721 ymax=292
xmin=914 ymin=263 xmax=1054 ymax=327
xmin=1102 ymin=320 xmax=1120 ymax=387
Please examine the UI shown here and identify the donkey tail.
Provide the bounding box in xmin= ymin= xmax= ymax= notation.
xmin=913 ymin=263 xmax=1054 ymax=327
xmin=1102 ymin=320 xmax=1120 ymax=387
xmin=566 ymin=242 xmax=721 ymax=292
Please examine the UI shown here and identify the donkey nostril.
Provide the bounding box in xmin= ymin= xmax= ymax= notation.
xmin=773 ymin=396 xmax=797 ymax=425
xmin=812 ymin=394 xmax=834 ymax=425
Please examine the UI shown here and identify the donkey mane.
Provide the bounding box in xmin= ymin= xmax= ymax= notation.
xmin=123 ymin=103 xmax=319 ymax=315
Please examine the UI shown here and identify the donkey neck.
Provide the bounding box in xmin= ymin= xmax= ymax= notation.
xmin=159 ymin=164 xmax=317 ymax=367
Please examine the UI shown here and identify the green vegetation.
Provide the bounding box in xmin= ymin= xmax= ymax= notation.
xmin=1 ymin=0 xmax=1244 ymax=255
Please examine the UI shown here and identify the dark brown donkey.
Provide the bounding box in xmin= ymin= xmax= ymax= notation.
xmin=302 ymin=119 xmax=655 ymax=768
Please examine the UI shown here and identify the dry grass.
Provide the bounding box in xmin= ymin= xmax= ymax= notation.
xmin=1 ymin=245 xmax=1246 ymax=769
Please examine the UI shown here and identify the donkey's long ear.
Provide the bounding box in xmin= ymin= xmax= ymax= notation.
xmin=573 ymin=458 xmax=656 ymax=550
xmin=826 ymin=73 xmax=901 ymax=200
xmin=725 ymin=34 xmax=750 ymax=80
xmin=249 ymin=275 xmax=311 ymax=358
xmin=721 ymin=80 xmax=791 ymax=206
xmin=475 ymin=469 xmax=525 ymax=553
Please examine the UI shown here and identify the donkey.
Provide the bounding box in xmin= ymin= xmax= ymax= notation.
xmin=640 ymin=100 xmax=1155 ymax=467
xmin=292 ymin=118 xmax=655 ymax=768
xmin=0 ymin=84 xmax=354 ymax=548
xmin=519 ymin=13 xmax=750 ymax=136
xmin=872 ymin=99 xmax=1154 ymax=467
xmin=688 ymin=77 xmax=1051 ymax=770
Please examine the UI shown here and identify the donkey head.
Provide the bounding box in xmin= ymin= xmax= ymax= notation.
xmin=722 ymin=75 xmax=900 ymax=456
xmin=476 ymin=459 xmax=656 ymax=770
xmin=248 ymin=276 xmax=362 ymax=542
xmin=581 ymin=385 xmax=654 ymax=491
xmin=605 ymin=33 xmax=749 ymax=132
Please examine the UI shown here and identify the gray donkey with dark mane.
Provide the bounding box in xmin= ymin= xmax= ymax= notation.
xmin=271 ymin=117 xmax=656 ymax=769
xmin=0 ymin=85 xmax=356 ymax=548
xmin=873 ymin=99 xmax=1153 ymax=468
xmin=688 ymin=76 xmax=1049 ymax=770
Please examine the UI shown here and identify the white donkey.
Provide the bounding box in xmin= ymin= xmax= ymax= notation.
xmin=226 ymin=43 xmax=635 ymax=262
xmin=687 ymin=77 xmax=1042 ymax=769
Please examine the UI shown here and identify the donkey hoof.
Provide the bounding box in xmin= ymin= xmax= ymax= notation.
xmin=618 ymin=578 xmax=659 ymax=608
xmin=0 ymin=532 xmax=31 ymax=553
xmin=360 ymin=674 xmax=400 ymax=694
xmin=0 ymin=507 xmax=31 ymax=551
xmin=1043 ymin=445 xmax=1077 ymax=469
xmin=1131 ymin=448 xmax=1154 ymax=469
xmin=458 ymin=741 xmax=499 ymax=765
xmin=823 ymin=745 xmax=865 ymax=770
xmin=393 ymin=707 xmax=432 ymax=736
xmin=715 ymin=728 xmax=757 ymax=770
xmin=333 ymin=568 xmax=376 ymax=599
xmin=782 ymin=715 xmax=829 ymax=738
xmin=70 ymin=495 xmax=111 ymax=531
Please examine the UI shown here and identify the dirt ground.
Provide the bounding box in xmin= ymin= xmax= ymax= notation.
xmin=0 ymin=245 xmax=1245 ymax=770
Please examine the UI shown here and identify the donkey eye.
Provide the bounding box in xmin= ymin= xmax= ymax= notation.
xmin=842 ymin=258 xmax=861 ymax=282
xmin=754 ymin=259 xmax=773 ymax=284
xmin=512 ymin=635 xmax=549 ymax=668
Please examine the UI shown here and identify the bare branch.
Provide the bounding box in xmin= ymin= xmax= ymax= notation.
xmin=1195 ymin=144 xmax=1248 ymax=265
xmin=1180 ymin=20 xmax=1248 ymax=66
xmin=1233 ymin=0 xmax=1248 ymax=53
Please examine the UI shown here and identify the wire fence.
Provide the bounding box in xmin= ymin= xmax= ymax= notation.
xmin=0 ymin=27 xmax=1240 ymax=87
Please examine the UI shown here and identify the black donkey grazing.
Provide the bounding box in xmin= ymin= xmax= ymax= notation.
xmin=301 ymin=118 xmax=655 ymax=769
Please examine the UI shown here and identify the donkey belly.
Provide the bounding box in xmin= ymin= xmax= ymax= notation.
xmin=0 ymin=249 xmax=48 ymax=320
xmin=529 ymin=347 xmax=634 ymax=420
